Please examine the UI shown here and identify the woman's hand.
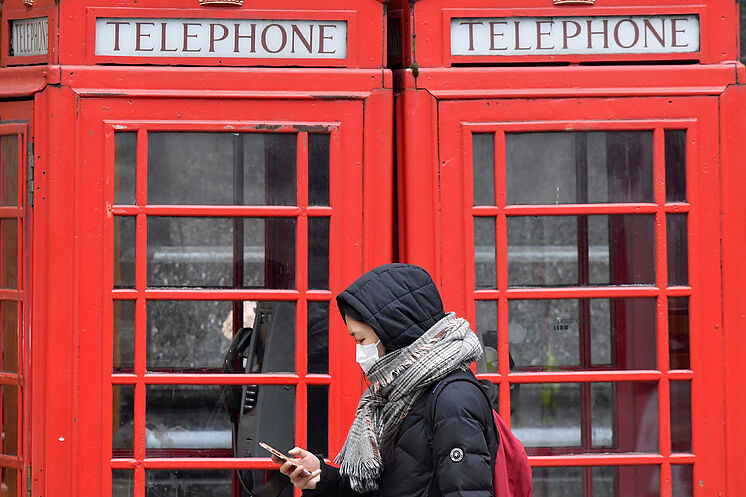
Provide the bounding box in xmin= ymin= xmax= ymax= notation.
xmin=271 ymin=447 xmax=322 ymax=490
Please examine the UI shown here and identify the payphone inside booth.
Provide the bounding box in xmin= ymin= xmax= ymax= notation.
xmin=391 ymin=0 xmax=741 ymax=496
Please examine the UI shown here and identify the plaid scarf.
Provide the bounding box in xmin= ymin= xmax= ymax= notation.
xmin=335 ymin=312 xmax=483 ymax=493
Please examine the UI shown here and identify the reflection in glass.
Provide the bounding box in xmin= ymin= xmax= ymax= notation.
xmin=507 ymin=215 xmax=655 ymax=287
xmin=510 ymin=299 xmax=580 ymax=369
xmin=665 ymin=130 xmax=687 ymax=202
xmin=307 ymin=301 xmax=329 ymax=374
xmin=147 ymin=300 xmax=295 ymax=373
xmin=145 ymin=470 xmax=233 ymax=497
xmin=510 ymin=298 xmax=657 ymax=371
xmin=473 ymin=133 xmax=495 ymax=206
xmin=308 ymin=385 xmax=329 ymax=457
xmin=1 ymin=135 xmax=19 ymax=207
xmin=2 ymin=301 xmax=18 ymax=373
xmin=1 ymin=468 xmax=18 ymax=497
xmin=672 ymin=465 xmax=693 ymax=497
xmin=590 ymin=383 xmax=613 ymax=447
xmin=147 ymin=217 xmax=296 ymax=289
xmin=511 ymin=382 xmax=657 ymax=454
xmin=148 ymin=132 xmax=297 ymax=206
xmin=1 ymin=219 xmax=18 ymax=289
xmin=506 ymin=131 xmax=653 ymax=205
xmin=145 ymin=385 xmax=233 ymax=457
xmin=531 ymin=467 xmax=582 ymax=497
xmin=112 ymin=470 xmax=134 ymax=497
xmin=667 ymin=214 xmax=688 ymax=286
xmin=308 ymin=217 xmax=330 ymax=289
xmin=670 ymin=381 xmax=692 ymax=453
xmin=114 ymin=132 xmax=136 ymax=205
xmin=475 ymin=300 xmax=498 ymax=373
xmin=593 ymin=466 xmax=659 ymax=497
xmin=668 ymin=297 xmax=690 ymax=370
xmin=112 ymin=385 xmax=135 ymax=456
xmin=474 ymin=217 xmax=496 ymax=289
xmin=114 ymin=216 xmax=136 ymax=288
xmin=309 ymin=134 xmax=330 ymax=206
xmin=2 ymin=385 xmax=18 ymax=455
xmin=113 ymin=300 xmax=135 ymax=372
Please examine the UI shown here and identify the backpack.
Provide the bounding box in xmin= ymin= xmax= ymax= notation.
xmin=426 ymin=371 xmax=533 ymax=497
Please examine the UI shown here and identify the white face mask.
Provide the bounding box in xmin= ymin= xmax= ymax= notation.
xmin=355 ymin=340 xmax=381 ymax=375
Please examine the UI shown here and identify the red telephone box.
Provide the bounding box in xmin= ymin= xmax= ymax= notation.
xmin=390 ymin=0 xmax=744 ymax=496
xmin=0 ymin=0 xmax=393 ymax=496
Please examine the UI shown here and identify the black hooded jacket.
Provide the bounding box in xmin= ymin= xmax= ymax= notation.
xmin=303 ymin=264 xmax=497 ymax=497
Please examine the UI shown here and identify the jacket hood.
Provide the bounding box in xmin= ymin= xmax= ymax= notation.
xmin=336 ymin=263 xmax=446 ymax=352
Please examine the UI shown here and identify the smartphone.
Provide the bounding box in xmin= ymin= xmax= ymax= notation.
xmin=259 ymin=442 xmax=313 ymax=476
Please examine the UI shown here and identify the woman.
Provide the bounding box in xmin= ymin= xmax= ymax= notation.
xmin=272 ymin=263 xmax=497 ymax=497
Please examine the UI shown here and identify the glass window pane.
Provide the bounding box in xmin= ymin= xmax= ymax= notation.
xmin=672 ymin=465 xmax=693 ymax=497
xmin=473 ymin=133 xmax=495 ymax=206
xmin=234 ymin=384 xmax=296 ymax=461
xmin=668 ymin=297 xmax=690 ymax=370
xmin=307 ymin=385 xmax=329 ymax=458
xmin=113 ymin=300 xmax=135 ymax=372
xmin=665 ymin=130 xmax=687 ymax=202
xmin=475 ymin=217 xmax=496 ymax=289
xmin=309 ymin=134 xmax=330 ymax=206
xmin=308 ymin=217 xmax=329 ymax=289
xmin=531 ymin=467 xmax=583 ymax=497
xmin=145 ymin=470 xmax=232 ymax=497
xmin=1 ymin=135 xmax=19 ymax=207
xmin=2 ymin=301 xmax=18 ymax=373
xmin=146 ymin=385 xmax=233 ymax=457
xmin=510 ymin=299 xmax=580 ymax=369
xmin=511 ymin=382 xmax=657 ymax=454
xmin=112 ymin=469 xmax=134 ymax=497
xmin=507 ymin=215 xmax=655 ymax=287
xmin=147 ymin=300 xmax=295 ymax=373
xmin=148 ymin=132 xmax=297 ymax=206
xmin=307 ymin=301 xmax=329 ymax=374
xmin=1 ymin=468 xmax=18 ymax=497
xmin=667 ymin=214 xmax=688 ymax=286
xmin=147 ymin=217 xmax=296 ymax=289
xmin=114 ymin=132 xmax=136 ymax=205
xmin=506 ymin=131 xmax=654 ymax=205
xmin=671 ymin=381 xmax=692 ymax=453
xmin=112 ymin=385 xmax=134 ymax=457
xmin=475 ymin=300 xmax=498 ymax=373
xmin=1 ymin=219 xmax=18 ymax=289
xmin=593 ymin=466 xmax=660 ymax=497
xmin=506 ymin=298 xmax=657 ymax=370
xmin=2 ymin=384 xmax=18 ymax=455
xmin=114 ymin=216 xmax=135 ymax=289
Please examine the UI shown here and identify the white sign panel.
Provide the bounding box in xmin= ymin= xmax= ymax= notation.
xmin=451 ymin=15 xmax=699 ymax=56
xmin=95 ymin=18 xmax=347 ymax=58
xmin=11 ymin=17 xmax=49 ymax=57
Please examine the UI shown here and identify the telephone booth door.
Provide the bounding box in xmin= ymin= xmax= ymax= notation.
xmin=72 ymin=89 xmax=390 ymax=497
xmin=0 ymin=101 xmax=31 ymax=497
xmin=437 ymin=96 xmax=722 ymax=497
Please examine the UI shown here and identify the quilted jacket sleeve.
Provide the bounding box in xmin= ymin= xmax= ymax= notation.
xmin=431 ymin=381 xmax=494 ymax=497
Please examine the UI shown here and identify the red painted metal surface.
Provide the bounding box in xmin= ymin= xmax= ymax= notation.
xmin=390 ymin=0 xmax=739 ymax=68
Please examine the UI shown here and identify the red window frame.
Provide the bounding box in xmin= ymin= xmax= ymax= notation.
xmin=437 ymin=96 xmax=724 ymax=497
xmin=0 ymin=121 xmax=29 ymax=497
xmin=70 ymin=92 xmax=380 ymax=497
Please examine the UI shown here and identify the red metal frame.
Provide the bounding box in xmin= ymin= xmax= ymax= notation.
xmin=390 ymin=0 xmax=738 ymax=68
xmin=1 ymin=5 xmax=57 ymax=66
xmin=62 ymin=84 xmax=391 ymax=496
xmin=0 ymin=117 xmax=29 ymax=497
xmin=431 ymin=96 xmax=723 ymax=496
